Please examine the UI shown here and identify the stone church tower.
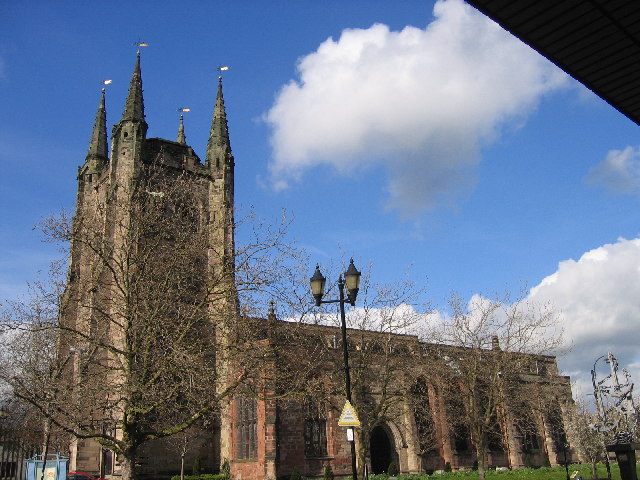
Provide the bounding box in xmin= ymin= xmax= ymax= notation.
xmin=63 ymin=54 xmax=578 ymax=480
xmin=66 ymin=52 xmax=235 ymax=477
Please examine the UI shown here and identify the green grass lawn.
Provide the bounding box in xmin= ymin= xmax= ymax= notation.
xmin=365 ymin=463 xmax=640 ymax=480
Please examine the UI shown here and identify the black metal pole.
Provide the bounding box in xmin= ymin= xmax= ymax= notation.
xmin=338 ymin=277 xmax=358 ymax=480
xmin=592 ymin=356 xmax=612 ymax=480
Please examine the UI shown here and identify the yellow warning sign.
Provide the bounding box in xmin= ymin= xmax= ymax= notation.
xmin=338 ymin=400 xmax=360 ymax=427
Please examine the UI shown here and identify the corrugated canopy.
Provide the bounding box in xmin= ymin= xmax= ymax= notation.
xmin=465 ymin=0 xmax=640 ymax=126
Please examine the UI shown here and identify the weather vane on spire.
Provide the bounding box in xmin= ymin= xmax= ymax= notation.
xmin=100 ymin=79 xmax=113 ymax=93
xmin=217 ymin=65 xmax=230 ymax=79
xmin=133 ymin=40 xmax=149 ymax=54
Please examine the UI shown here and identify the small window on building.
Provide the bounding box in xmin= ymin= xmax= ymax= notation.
xmin=237 ymin=396 xmax=257 ymax=459
xmin=304 ymin=398 xmax=327 ymax=457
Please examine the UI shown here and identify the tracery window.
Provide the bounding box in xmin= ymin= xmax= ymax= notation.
xmin=237 ymin=396 xmax=257 ymax=459
xmin=453 ymin=423 xmax=471 ymax=452
xmin=548 ymin=404 xmax=568 ymax=451
xmin=446 ymin=395 xmax=471 ymax=452
xmin=487 ymin=417 xmax=504 ymax=452
xmin=304 ymin=399 xmax=327 ymax=457
xmin=410 ymin=378 xmax=437 ymax=453
xmin=516 ymin=412 xmax=540 ymax=453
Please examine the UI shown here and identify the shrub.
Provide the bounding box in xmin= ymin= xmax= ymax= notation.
xmin=324 ymin=465 xmax=334 ymax=480
xmin=171 ymin=475 xmax=228 ymax=480
xmin=524 ymin=454 xmax=532 ymax=469
xmin=290 ymin=468 xmax=302 ymax=480
xmin=388 ymin=461 xmax=399 ymax=476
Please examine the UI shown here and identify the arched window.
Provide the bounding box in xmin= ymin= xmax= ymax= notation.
xmin=237 ymin=396 xmax=257 ymax=459
xmin=547 ymin=403 xmax=568 ymax=451
xmin=446 ymin=395 xmax=471 ymax=452
xmin=304 ymin=398 xmax=327 ymax=457
xmin=410 ymin=378 xmax=437 ymax=453
xmin=516 ymin=412 xmax=540 ymax=453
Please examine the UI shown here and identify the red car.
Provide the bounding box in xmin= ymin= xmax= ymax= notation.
xmin=66 ymin=472 xmax=106 ymax=480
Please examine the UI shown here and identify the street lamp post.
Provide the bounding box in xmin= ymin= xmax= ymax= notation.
xmin=310 ymin=259 xmax=361 ymax=480
xmin=562 ymin=442 xmax=570 ymax=480
xmin=591 ymin=355 xmax=612 ymax=480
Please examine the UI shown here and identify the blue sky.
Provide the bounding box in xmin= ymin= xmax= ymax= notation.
xmin=1 ymin=0 xmax=639 ymax=398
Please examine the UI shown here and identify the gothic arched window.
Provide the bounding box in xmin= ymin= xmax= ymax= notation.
xmin=304 ymin=398 xmax=327 ymax=457
xmin=410 ymin=378 xmax=437 ymax=454
xmin=237 ymin=396 xmax=257 ymax=459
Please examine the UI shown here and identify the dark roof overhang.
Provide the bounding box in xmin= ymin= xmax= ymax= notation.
xmin=464 ymin=0 xmax=640 ymax=126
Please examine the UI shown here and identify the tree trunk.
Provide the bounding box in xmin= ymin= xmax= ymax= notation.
xmin=357 ymin=430 xmax=369 ymax=480
xmin=591 ymin=460 xmax=599 ymax=480
xmin=604 ymin=452 xmax=611 ymax=480
xmin=40 ymin=418 xmax=52 ymax=480
xmin=476 ymin=443 xmax=487 ymax=480
xmin=120 ymin=449 xmax=137 ymax=480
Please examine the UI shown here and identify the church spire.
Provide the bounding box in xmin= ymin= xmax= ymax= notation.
xmin=121 ymin=52 xmax=145 ymax=122
xmin=176 ymin=114 xmax=186 ymax=144
xmin=205 ymin=76 xmax=231 ymax=168
xmin=84 ymin=88 xmax=108 ymax=172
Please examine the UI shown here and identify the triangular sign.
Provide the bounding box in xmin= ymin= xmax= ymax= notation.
xmin=338 ymin=400 xmax=360 ymax=427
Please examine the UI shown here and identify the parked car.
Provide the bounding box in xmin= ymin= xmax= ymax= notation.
xmin=66 ymin=472 xmax=106 ymax=480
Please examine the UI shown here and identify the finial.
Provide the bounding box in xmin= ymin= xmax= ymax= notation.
xmin=267 ymin=300 xmax=277 ymax=321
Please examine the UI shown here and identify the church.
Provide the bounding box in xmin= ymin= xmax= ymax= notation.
xmin=65 ymin=54 xmax=576 ymax=480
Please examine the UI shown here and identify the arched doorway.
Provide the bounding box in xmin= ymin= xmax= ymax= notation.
xmin=370 ymin=425 xmax=397 ymax=474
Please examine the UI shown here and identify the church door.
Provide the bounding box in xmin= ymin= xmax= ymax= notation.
xmin=370 ymin=425 xmax=397 ymax=474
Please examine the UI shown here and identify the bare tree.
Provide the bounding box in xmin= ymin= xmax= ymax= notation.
xmin=567 ymin=402 xmax=606 ymax=480
xmin=431 ymin=292 xmax=563 ymax=480
xmin=0 ymin=259 xmax=71 ymax=460
xmin=166 ymin=425 xmax=210 ymax=480
xmin=1 ymin=164 xmax=304 ymax=480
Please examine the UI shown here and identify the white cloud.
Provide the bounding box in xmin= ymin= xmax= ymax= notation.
xmin=586 ymin=146 xmax=640 ymax=195
xmin=265 ymin=0 xmax=568 ymax=217
xmin=527 ymin=237 xmax=640 ymax=401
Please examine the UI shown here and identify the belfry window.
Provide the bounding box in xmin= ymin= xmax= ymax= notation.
xmin=304 ymin=399 xmax=327 ymax=457
xmin=237 ymin=396 xmax=257 ymax=459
